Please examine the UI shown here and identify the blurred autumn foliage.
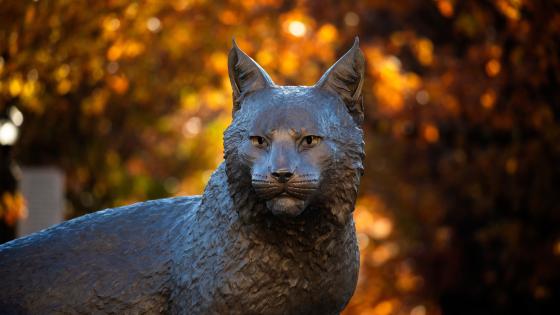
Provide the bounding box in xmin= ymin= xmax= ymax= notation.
xmin=1 ymin=0 xmax=560 ymax=314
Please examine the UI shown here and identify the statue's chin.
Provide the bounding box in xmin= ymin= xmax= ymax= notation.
xmin=266 ymin=196 xmax=306 ymax=217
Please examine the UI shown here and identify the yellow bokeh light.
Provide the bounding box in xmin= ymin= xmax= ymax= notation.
xmin=1 ymin=192 xmax=28 ymax=226
xmin=21 ymin=81 xmax=38 ymax=100
xmin=256 ymin=50 xmax=274 ymax=67
xmin=354 ymin=208 xmax=374 ymax=232
xmin=280 ymin=51 xmax=299 ymax=76
xmin=102 ymin=17 xmax=120 ymax=32
xmin=367 ymin=46 xmax=424 ymax=115
xmin=180 ymin=92 xmax=200 ymax=112
xmin=124 ymin=3 xmax=138 ymax=17
xmin=8 ymin=75 xmax=23 ymax=97
xmin=55 ymin=64 xmax=71 ymax=81
xmin=57 ymin=79 xmax=72 ymax=95
xmin=414 ymin=38 xmax=434 ymax=66
xmin=287 ymin=20 xmax=306 ymax=37
xmin=371 ymin=217 xmax=393 ymax=240
xmin=437 ymin=0 xmax=454 ymax=17
xmin=107 ymin=44 xmax=122 ymax=61
xmin=317 ymin=24 xmax=338 ymax=43
xmin=486 ymin=59 xmax=501 ymax=77
xmin=172 ymin=0 xmax=192 ymax=11
xmin=219 ymin=10 xmax=238 ymax=25
xmin=481 ymin=89 xmax=497 ymax=109
xmin=108 ymin=75 xmax=129 ymax=95
xmin=423 ymin=124 xmax=440 ymax=143
xmin=369 ymin=242 xmax=399 ymax=266
xmin=209 ymin=52 xmax=228 ymax=75
xmin=123 ymin=40 xmax=145 ymax=58
xmin=496 ymin=0 xmax=521 ymax=21
xmin=370 ymin=300 xmax=395 ymax=315
xmin=201 ymin=88 xmax=228 ymax=110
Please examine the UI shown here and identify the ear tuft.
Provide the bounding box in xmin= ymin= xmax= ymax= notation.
xmin=315 ymin=37 xmax=365 ymax=125
xmin=228 ymin=39 xmax=274 ymax=114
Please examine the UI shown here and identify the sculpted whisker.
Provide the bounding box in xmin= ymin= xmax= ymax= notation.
xmin=286 ymin=189 xmax=309 ymax=195
xmin=254 ymin=189 xmax=282 ymax=194
xmin=298 ymin=174 xmax=316 ymax=178
xmin=252 ymin=184 xmax=282 ymax=189
xmin=290 ymin=184 xmax=317 ymax=189
xmin=288 ymin=185 xmax=319 ymax=189
xmin=291 ymin=180 xmax=320 ymax=184
xmin=253 ymin=185 xmax=278 ymax=191
xmin=252 ymin=179 xmax=275 ymax=184
xmin=252 ymin=185 xmax=280 ymax=189
xmin=252 ymin=184 xmax=279 ymax=188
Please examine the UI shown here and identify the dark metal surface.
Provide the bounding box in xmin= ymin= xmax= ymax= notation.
xmin=0 ymin=39 xmax=366 ymax=315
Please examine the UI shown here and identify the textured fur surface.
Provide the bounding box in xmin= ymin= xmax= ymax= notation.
xmin=0 ymin=39 xmax=366 ymax=314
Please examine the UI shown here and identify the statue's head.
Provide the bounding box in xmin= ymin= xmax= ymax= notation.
xmin=223 ymin=38 xmax=365 ymax=225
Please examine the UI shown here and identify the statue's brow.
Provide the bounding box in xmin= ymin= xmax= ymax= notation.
xmin=265 ymin=129 xmax=276 ymax=139
xmin=289 ymin=128 xmax=303 ymax=138
xmin=270 ymin=128 xmax=323 ymax=138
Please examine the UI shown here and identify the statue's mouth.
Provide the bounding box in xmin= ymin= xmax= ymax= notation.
xmin=273 ymin=189 xmax=302 ymax=199
xmin=252 ymin=181 xmax=318 ymax=199
xmin=251 ymin=177 xmax=319 ymax=217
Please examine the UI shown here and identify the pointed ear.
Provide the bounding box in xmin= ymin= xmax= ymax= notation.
xmin=228 ymin=39 xmax=274 ymax=113
xmin=315 ymin=37 xmax=365 ymax=125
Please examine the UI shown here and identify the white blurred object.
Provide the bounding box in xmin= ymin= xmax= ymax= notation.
xmin=0 ymin=120 xmax=18 ymax=145
xmin=9 ymin=106 xmax=24 ymax=126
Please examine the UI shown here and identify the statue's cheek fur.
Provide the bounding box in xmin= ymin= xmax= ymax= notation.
xmin=318 ymin=138 xmax=364 ymax=225
xmin=318 ymin=163 xmax=361 ymax=225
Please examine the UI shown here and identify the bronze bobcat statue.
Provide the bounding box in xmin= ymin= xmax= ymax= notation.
xmin=0 ymin=38 xmax=366 ymax=315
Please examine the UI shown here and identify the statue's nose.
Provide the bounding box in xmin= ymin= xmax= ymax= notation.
xmin=271 ymin=169 xmax=294 ymax=183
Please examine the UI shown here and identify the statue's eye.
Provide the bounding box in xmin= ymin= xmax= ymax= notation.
xmin=250 ymin=136 xmax=267 ymax=148
xmin=301 ymin=135 xmax=321 ymax=148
